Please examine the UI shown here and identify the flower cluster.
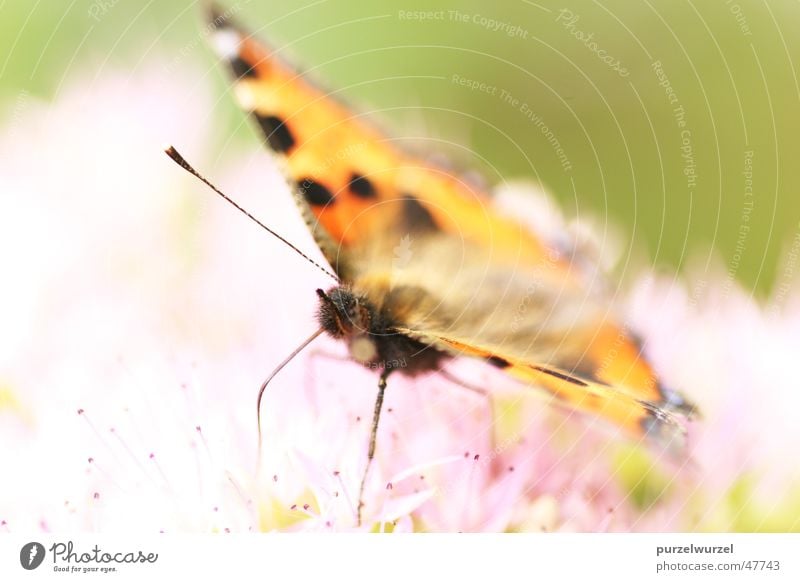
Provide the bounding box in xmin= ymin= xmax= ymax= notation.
xmin=1 ymin=65 xmax=798 ymax=534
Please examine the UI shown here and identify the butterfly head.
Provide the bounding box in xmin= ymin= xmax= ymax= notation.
xmin=316 ymin=287 xmax=381 ymax=365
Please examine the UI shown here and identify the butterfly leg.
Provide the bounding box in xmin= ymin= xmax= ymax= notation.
xmin=438 ymin=369 xmax=497 ymax=451
xmin=356 ymin=370 xmax=389 ymax=527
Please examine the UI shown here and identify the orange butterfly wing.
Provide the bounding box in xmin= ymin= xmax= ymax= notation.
xmin=399 ymin=330 xmax=693 ymax=445
xmin=208 ymin=8 xmax=551 ymax=277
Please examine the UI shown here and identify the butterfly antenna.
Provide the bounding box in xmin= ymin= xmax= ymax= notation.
xmin=164 ymin=145 xmax=339 ymax=282
xmin=255 ymin=326 xmax=325 ymax=474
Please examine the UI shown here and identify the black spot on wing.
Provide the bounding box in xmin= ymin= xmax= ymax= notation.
xmin=298 ymin=178 xmax=335 ymax=206
xmin=348 ymin=173 xmax=376 ymax=198
xmin=230 ymin=56 xmax=257 ymax=79
xmin=486 ymin=355 xmax=510 ymax=369
xmin=255 ymin=114 xmax=296 ymax=153
xmin=532 ymin=366 xmax=589 ymax=387
xmin=401 ymin=195 xmax=438 ymax=233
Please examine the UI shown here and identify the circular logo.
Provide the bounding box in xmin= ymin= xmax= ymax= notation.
xmin=19 ymin=542 xmax=46 ymax=570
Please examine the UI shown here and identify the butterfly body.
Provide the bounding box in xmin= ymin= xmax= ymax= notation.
xmin=316 ymin=285 xmax=448 ymax=375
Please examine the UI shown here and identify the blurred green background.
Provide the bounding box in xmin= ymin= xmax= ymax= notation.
xmin=3 ymin=0 xmax=799 ymax=295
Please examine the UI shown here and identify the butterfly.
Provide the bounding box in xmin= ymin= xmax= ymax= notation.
xmin=166 ymin=4 xmax=697 ymax=526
